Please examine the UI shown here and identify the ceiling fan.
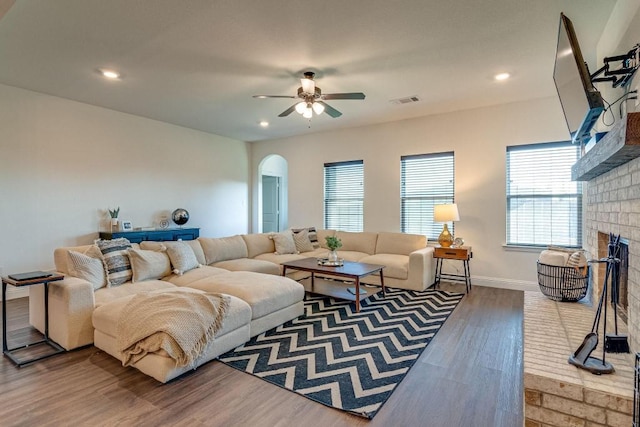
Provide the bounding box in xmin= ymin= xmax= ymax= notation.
xmin=253 ymin=71 xmax=365 ymax=119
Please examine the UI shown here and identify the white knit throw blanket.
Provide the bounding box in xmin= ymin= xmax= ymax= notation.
xmin=117 ymin=290 xmax=229 ymax=368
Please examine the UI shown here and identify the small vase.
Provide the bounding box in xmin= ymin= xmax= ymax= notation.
xmin=328 ymin=249 xmax=339 ymax=262
xmin=111 ymin=218 xmax=118 ymax=232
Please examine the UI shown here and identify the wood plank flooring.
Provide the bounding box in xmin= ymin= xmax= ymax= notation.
xmin=0 ymin=284 xmax=524 ymax=426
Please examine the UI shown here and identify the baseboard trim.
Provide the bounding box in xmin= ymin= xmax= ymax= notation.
xmin=470 ymin=275 xmax=539 ymax=292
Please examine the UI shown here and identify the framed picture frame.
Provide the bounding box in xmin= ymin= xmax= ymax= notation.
xmin=121 ymin=220 xmax=133 ymax=231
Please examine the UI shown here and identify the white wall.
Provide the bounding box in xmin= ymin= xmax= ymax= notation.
xmin=0 ymin=84 xmax=250 ymax=297
xmin=251 ymin=96 xmax=570 ymax=290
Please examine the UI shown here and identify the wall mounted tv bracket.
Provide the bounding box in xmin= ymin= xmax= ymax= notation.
xmin=591 ymin=44 xmax=640 ymax=88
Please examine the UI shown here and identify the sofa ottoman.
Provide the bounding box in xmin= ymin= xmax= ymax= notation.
xmin=92 ymin=287 xmax=252 ymax=383
xmin=179 ymin=271 xmax=305 ymax=337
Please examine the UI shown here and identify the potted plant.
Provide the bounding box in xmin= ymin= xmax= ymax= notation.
xmin=325 ymin=236 xmax=342 ymax=262
xmin=108 ymin=207 xmax=120 ymax=231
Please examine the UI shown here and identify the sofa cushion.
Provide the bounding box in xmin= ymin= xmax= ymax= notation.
xmin=359 ymin=254 xmax=408 ymax=280
xmin=292 ymin=229 xmax=315 ymax=253
xmin=254 ymin=252 xmax=306 ymax=264
xmin=140 ymin=240 xmax=206 ymax=266
xmin=163 ymin=265 xmax=229 ymax=287
xmin=93 ymin=288 xmax=251 ymax=339
xmin=199 ymin=236 xmax=248 ymax=265
xmin=67 ymin=246 xmax=107 ymax=290
xmin=184 ymin=271 xmax=304 ymax=320
xmin=292 ymin=227 xmax=320 ymax=249
xmin=128 ymin=248 xmax=172 ymax=282
xmin=94 ymin=280 xmax=176 ymax=307
xmin=336 ymin=251 xmax=370 ymax=262
xmin=316 ymin=229 xmax=336 ymax=249
xmin=95 ymin=238 xmax=133 ymax=286
xmin=242 ymin=233 xmax=275 ymax=258
xmin=165 ymin=242 xmax=200 ymax=275
xmin=213 ymin=258 xmax=281 ymax=275
xmin=375 ymin=232 xmax=426 ymax=256
xmin=336 ymin=231 xmax=378 ymax=254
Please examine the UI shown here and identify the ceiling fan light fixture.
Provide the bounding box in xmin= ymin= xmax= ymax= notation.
xmin=295 ymin=101 xmax=307 ymax=114
xmin=312 ymin=102 xmax=325 ymax=115
xmin=303 ymin=106 xmax=313 ymax=119
xmin=301 ymin=77 xmax=315 ymax=95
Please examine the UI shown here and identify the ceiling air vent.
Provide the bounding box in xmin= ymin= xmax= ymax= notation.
xmin=390 ymin=95 xmax=421 ymax=105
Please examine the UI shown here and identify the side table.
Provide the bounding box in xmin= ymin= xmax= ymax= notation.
xmin=433 ymin=246 xmax=472 ymax=293
xmin=2 ymin=273 xmax=65 ymax=366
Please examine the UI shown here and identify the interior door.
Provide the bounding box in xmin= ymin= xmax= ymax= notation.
xmin=262 ymin=175 xmax=280 ymax=233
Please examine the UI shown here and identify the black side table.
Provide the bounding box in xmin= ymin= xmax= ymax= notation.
xmin=2 ymin=273 xmax=65 ymax=366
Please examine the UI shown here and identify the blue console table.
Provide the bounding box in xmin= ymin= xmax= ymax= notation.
xmin=99 ymin=228 xmax=199 ymax=243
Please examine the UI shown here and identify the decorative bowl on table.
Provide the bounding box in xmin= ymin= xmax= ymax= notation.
xmin=317 ymin=258 xmax=344 ymax=267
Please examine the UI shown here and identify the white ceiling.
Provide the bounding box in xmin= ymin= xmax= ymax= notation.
xmin=0 ymin=0 xmax=617 ymax=142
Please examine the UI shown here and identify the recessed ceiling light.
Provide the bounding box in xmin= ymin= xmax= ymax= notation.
xmin=259 ymin=121 xmax=269 ymax=127
xmin=99 ymin=69 xmax=121 ymax=80
xmin=494 ymin=72 xmax=510 ymax=81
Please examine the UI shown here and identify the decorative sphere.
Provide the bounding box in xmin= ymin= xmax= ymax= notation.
xmin=171 ymin=208 xmax=189 ymax=226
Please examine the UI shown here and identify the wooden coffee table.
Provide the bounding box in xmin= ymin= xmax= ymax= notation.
xmin=281 ymin=258 xmax=385 ymax=312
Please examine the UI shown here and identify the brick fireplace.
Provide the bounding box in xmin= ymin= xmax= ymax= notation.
xmin=584 ymin=156 xmax=640 ymax=354
xmin=523 ymin=113 xmax=640 ymax=427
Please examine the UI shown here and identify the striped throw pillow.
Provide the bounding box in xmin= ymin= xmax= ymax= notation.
xmin=95 ymin=238 xmax=133 ymax=286
xmin=292 ymin=227 xmax=320 ymax=249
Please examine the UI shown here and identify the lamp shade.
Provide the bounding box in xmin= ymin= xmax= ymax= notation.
xmin=434 ymin=203 xmax=460 ymax=222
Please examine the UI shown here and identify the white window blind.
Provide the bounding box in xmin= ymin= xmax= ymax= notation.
xmin=506 ymin=142 xmax=582 ymax=247
xmin=324 ymin=160 xmax=364 ymax=232
xmin=401 ymin=152 xmax=454 ymax=239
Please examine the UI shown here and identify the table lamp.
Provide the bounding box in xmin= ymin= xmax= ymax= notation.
xmin=434 ymin=203 xmax=459 ymax=247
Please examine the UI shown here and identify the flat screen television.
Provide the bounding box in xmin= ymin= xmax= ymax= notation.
xmin=553 ymin=13 xmax=604 ymax=145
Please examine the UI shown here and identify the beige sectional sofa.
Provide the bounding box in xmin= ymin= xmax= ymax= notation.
xmin=29 ymin=228 xmax=434 ymax=382
xmin=196 ymin=229 xmax=435 ymax=290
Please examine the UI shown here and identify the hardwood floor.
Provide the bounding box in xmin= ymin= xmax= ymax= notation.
xmin=0 ymin=284 xmax=524 ymax=426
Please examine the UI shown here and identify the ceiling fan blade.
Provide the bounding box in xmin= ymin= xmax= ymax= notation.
xmin=317 ymin=101 xmax=342 ymax=118
xmin=278 ymin=104 xmax=298 ymax=117
xmin=322 ymin=92 xmax=366 ymax=100
xmin=253 ymin=95 xmax=296 ymax=99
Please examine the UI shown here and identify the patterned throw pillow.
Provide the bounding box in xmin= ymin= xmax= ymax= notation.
xmin=270 ymin=231 xmax=298 ymax=255
xmin=292 ymin=227 xmax=320 ymax=249
xmin=128 ymin=248 xmax=172 ymax=282
xmin=95 ymin=238 xmax=133 ymax=286
xmin=292 ymin=229 xmax=315 ymax=253
xmin=67 ymin=246 xmax=107 ymax=290
xmin=566 ymin=250 xmax=587 ymax=268
xmin=165 ymin=242 xmax=200 ymax=275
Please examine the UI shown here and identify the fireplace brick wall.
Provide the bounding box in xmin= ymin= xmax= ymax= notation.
xmin=584 ymin=155 xmax=640 ymax=353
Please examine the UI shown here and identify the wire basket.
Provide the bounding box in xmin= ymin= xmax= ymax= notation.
xmin=537 ymin=261 xmax=589 ymax=302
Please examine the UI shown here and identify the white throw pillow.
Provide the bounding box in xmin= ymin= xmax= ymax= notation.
xmin=270 ymin=231 xmax=298 ymax=255
xmin=67 ymin=246 xmax=107 ymax=290
xmin=128 ymin=248 xmax=172 ymax=282
xmin=166 ymin=242 xmax=200 ymax=275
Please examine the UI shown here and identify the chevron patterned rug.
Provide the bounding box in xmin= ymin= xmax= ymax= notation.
xmin=218 ymin=287 xmax=463 ymax=419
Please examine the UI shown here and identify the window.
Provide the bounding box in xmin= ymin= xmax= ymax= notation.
xmin=506 ymin=142 xmax=582 ymax=247
xmin=324 ymin=160 xmax=364 ymax=231
xmin=401 ymin=152 xmax=455 ymax=239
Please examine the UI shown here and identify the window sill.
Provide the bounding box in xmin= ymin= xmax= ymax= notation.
xmin=502 ymin=244 xmax=544 ymax=253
